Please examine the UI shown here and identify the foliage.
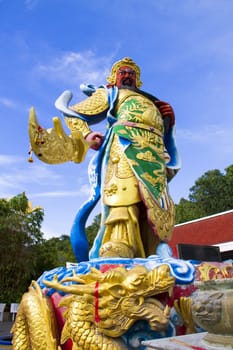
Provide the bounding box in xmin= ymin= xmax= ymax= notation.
xmin=175 ymin=198 xmax=205 ymax=224
xmin=86 ymin=214 xmax=101 ymax=248
xmin=0 ymin=193 xmax=44 ymax=304
xmin=0 ymin=193 xmax=76 ymax=305
xmin=34 ymin=235 xmax=76 ymax=275
xmin=175 ymin=165 xmax=233 ymax=224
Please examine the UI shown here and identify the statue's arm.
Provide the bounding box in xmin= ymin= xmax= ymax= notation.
xmin=154 ymin=100 xmax=175 ymax=133
xmin=28 ymin=88 xmax=109 ymax=163
xmin=65 ymin=117 xmax=104 ymax=151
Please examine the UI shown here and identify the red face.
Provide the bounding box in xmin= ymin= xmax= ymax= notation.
xmin=115 ymin=66 xmax=137 ymax=88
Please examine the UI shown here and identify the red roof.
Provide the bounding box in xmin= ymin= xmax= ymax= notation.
xmin=169 ymin=210 xmax=233 ymax=257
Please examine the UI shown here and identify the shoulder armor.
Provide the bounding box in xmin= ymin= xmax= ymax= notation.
xmin=70 ymin=88 xmax=109 ymax=116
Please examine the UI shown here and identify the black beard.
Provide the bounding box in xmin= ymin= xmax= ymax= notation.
xmin=119 ymin=78 xmax=136 ymax=90
xmin=122 ymin=78 xmax=132 ymax=85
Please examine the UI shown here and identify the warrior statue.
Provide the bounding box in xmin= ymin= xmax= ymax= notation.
xmin=12 ymin=57 xmax=232 ymax=350
xmin=29 ymin=56 xmax=181 ymax=262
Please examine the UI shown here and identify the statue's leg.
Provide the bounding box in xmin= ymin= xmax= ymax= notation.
xmin=99 ymin=204 xmax=146 ymax=258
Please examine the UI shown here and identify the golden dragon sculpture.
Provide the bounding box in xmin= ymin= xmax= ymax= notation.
xmin=11 ymin=264 xmax=175 ymax=350
xmin=11 ymin=281 xmax=60 ymax=350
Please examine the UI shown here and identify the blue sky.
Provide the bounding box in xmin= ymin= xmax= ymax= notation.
xmin=0 ymin=0 xmax=232 ymax=239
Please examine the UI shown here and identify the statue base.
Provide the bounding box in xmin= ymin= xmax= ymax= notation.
xmin=142 ymin=332 xmax=232 ymax=350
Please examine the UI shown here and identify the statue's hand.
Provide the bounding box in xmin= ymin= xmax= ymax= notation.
xmin=28 ymin=107 xmax=89 ymax=164
xmin=85 ymin=131 xmax=104 ymax=150
xmin=154 ymin=100 xmax=175 ymax=132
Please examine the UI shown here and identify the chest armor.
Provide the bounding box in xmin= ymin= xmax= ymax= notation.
xmin=103 ymin=90 xmax=165 ymax=207
xmin=115 ymin=89 xmax=164 ymax=133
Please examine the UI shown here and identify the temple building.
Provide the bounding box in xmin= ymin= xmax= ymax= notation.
xmin=170 ymin=210 xmax=233 ymax=261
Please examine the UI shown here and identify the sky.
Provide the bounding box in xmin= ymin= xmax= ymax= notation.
xmin=0 ymin=0 xmax=232 ymax=239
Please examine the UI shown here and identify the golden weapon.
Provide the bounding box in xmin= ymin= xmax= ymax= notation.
xmin=28 ymin=107 xmax=89 ymax=164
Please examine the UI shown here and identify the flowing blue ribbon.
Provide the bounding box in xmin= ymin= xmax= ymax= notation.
xmin=69 ymin=86 xmax=118 ymax=262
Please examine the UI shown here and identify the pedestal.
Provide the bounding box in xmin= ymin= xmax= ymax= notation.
xmin=142 ymin=332 xmax=232 ymax=350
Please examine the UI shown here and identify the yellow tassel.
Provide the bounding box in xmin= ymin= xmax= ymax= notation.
xmin=28 ymin=146 xmax=34 ymax=163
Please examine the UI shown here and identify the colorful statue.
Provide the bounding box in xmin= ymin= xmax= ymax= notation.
xmin=29 ymin=57 xmax=180 ymax=262
xmin=11 ymin=58 xmax=233 ymax=350
xmin=15 ymin=57 xmax=187 ymax=350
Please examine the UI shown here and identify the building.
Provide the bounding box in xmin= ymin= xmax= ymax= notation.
xmin=169 ymin=210 xmax=233 ymax=261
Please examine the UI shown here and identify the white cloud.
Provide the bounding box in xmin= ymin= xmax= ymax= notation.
xmin=32 ymin=184 xmax=91 ymax=198
xmin=24 ymin=0 xmax=39 ymax=10
xmin=0 ymin=152 xmax=91 ymax=204
xmin=0 ymin=97 xmax=17 ymax=108
xmin=36 ymin=51 xmax=113 ymax=87
xmin=0 ymin=157 xmax=62 ymax=196
xmin=178 ymin=124 xmax=233 ymax=150
xmin=0 ymin=155 xmax=22 ymax=165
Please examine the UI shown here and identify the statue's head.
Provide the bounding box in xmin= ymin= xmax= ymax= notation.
xmin=107 ymin=57 xmax=143 ymax=88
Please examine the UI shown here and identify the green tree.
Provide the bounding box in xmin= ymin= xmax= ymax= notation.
xmin=189 ymin=165 xmax=233 ymax=215
xmin=86 ymin=214 xmax=101 ymax=248
xmin=175 ymin=165 xmax=233 ymax=224
xmin=175 ymin=198 xmax=205 ymax=224
xmin=225 ymin=165 xmax=233 ymax=206
xmin=34 ymin=235 xmax=76 ymax=274
xmin=0 ymin=193 xmax=44 ymax=304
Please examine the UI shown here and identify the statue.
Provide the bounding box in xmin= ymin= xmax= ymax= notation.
xmin=11 ymin=57 xmax=193 ymax=350
xmin=28 ymin=57 xmax=181 ymax=262
xmin=11 ymin=58 xmax=233 ymax=350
